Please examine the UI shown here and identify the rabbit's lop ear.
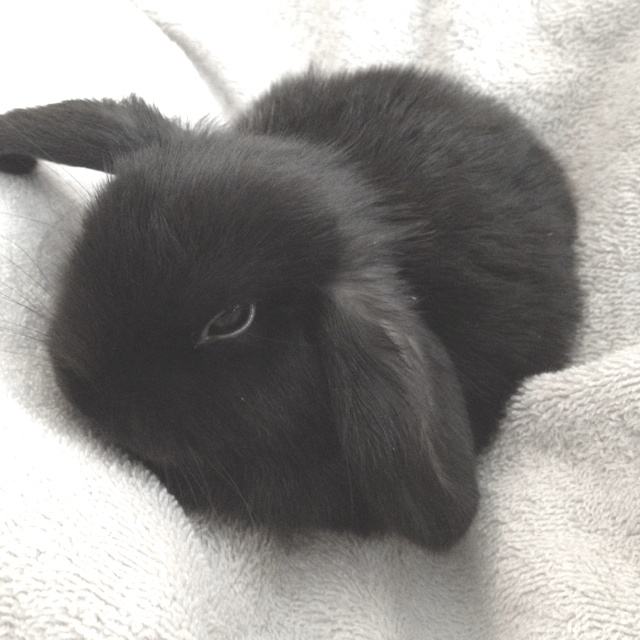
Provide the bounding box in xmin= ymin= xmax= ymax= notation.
xmin=323 ymin=270 xmax=479 ymax=549
xmin=0 ymin=96 xmax=180 ymax=174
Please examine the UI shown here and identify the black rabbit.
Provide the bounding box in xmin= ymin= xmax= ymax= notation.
xmin=0 ymin=67 xmax=581 ymax=549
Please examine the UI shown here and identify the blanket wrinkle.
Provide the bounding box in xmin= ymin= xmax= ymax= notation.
xmin=1 ymin=0 xmax=639 ymax=638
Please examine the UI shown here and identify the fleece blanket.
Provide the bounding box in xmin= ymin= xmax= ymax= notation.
xmin=1 ymin=0 xmax=639 ymax=638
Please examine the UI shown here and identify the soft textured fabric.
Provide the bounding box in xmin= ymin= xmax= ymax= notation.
xmin=1 ymin=1 xmax=639 ymax=638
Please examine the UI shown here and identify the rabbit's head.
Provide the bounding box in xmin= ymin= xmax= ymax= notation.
xmin=0 ymin=96 xmax=478 ymax=549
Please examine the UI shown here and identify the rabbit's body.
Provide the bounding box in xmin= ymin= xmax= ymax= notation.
xmin=0 ymin=67 xmax=581 ymax=549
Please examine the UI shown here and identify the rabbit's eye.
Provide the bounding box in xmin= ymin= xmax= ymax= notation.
xmin=197 ymin=304 xmax=256 ymax=345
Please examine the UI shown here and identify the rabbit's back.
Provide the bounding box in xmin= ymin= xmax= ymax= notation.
xmin=238 ymin=67 xmax=582 ymax=446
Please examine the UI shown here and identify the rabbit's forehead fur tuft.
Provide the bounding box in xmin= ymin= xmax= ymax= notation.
xmin=99 ymin=134 xmax=347 ymax=294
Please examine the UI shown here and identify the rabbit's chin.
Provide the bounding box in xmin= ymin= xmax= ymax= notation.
xmin=146 ymin=453 xmax=376 ymax=535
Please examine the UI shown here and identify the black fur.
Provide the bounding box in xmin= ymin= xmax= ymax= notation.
xmin=0 ymin=67 xmax=581 ymax=549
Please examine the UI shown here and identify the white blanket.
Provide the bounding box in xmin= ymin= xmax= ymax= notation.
xmin=1 ymin=1 xmax=639 ymax=638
